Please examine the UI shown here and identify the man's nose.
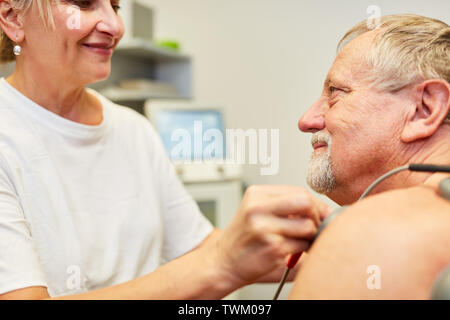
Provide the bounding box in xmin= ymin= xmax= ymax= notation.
xmin=298 ymin=99 xmax=326 ymax=133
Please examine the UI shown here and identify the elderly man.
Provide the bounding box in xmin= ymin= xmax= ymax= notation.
xmin=289 ymin=14 xmax=450 ymax=299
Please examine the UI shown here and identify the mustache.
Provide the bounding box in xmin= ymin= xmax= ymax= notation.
xmin=311 ymin=131 xmax=331 ymax=147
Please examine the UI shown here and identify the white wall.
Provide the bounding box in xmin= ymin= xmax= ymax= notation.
xmin=139 ymin=0 xmax=450 ymax=299
xmin=141 ymin=0 xmax=449 ymax=208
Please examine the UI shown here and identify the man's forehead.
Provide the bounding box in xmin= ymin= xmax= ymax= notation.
xmin=324 ymin=64 xmax=355 ymax=88
xmin=325 ymin=32 xmax=377 ymax=87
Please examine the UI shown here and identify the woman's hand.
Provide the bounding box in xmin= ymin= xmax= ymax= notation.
xmin=205 ymin=185 xmax=333 ymax=289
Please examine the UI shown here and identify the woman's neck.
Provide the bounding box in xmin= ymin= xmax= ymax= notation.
xmin=6 ymin=62 xmax=103 ymax=125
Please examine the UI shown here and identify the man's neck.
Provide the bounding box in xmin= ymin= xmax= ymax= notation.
xmin=328 ymin=126 xmax=450 ymax=205
xmin=400 ymin=126 xmax=450 ymax=188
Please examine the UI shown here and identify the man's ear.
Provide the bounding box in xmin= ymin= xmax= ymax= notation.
xmin=0 ymin=0 xmax=25 ymax=42
xmin=401 ymin=80 xmax=450 ymax=143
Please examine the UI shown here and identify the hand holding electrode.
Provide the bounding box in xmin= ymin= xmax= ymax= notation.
xmin=209 ymin=185 xmax=332 ymax=288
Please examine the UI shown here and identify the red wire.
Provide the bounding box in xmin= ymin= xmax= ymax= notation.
xmin=287 ymin=252 xmax=303 ymax=269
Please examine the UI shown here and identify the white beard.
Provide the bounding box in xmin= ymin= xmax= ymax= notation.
xmin=306 ymin=132 xmax=336 ymax=194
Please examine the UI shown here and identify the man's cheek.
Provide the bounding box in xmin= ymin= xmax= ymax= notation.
xmin=330 ymin=138 xmax=358 ymax=167
xmin=326 ymin=114 xmax=359 ymax=136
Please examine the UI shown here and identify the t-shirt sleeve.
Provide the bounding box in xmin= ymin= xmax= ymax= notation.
xmin=146 ymin=123 xmax=214 ymax=262
xmin=0 ymin=158 xmax=47 ymax=295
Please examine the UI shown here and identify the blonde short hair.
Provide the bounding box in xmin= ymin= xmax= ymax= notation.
xmin=0 ymin=0 xmax=56 ymax=64
xmin=338 ymin=14 xmax=450 ymax=123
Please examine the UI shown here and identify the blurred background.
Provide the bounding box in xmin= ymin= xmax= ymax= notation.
xmin=1 ymin=0 xmax=448 ymax=299
xmin=119 ymin=0 xmax=450 ymax=299
xmin=142 ymin=0 xmax=449 ymax=188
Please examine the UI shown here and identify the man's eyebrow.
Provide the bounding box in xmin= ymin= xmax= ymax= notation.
xmin=324 ymin=76 xmax=350 ymax=88
xmin=324 ymin=77 xmax=338 ymax=88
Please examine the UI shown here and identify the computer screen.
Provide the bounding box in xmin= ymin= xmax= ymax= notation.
xmin=155 ymin=109 xmax=226 ymax=161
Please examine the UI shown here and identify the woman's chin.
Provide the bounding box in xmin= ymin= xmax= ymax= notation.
xmin=83 ymin=69 xmax=111 ymax=86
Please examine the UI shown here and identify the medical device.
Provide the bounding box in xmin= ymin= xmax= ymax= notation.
xmin=432 ymin=265 xmax=450 ymax=300
xmin=144 ymin=100 xmax=243 ymax=183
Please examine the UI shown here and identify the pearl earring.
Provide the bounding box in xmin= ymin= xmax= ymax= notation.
xmin=13 ymin=44 xmax=21 ymax=56
xmin=13 ymin=36 xmax=21 ymax=56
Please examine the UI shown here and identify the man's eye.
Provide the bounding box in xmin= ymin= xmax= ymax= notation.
xmin=329 ymin=86 xmax=341 ymax=93
xmin=328 ymin=87 xmax=344 ymax=107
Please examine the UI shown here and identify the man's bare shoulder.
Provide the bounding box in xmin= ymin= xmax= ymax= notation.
xmin=289 ymin=185 xmax=450 ymax=299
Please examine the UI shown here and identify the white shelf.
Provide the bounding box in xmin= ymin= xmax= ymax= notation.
xmin=95 ymin=37 xmax=193 ymax=103
xmin=116 ymin=39 xmax=190 ymax=62
xmin=99 ymin=86 xmax=186 ymax=101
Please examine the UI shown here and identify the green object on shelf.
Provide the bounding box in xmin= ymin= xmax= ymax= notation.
xmin=156 ymin=40 xmax=180 ymax=52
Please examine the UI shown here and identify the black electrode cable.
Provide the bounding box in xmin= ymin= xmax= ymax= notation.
xmin=360 ymin=164 xmax=450 ymax=200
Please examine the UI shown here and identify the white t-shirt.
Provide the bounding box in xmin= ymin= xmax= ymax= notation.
xmin=0 ymin=78 xmax=213 ymax=297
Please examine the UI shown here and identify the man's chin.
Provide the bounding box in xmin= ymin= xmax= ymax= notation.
xmin=307 ymin=180 xmax=336 ymax=195
xmin=306 ymin=156 xmax=336 ymax=194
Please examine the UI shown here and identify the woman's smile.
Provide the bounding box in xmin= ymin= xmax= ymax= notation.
xmin=81 ymin=42 xmax=114 ymax=56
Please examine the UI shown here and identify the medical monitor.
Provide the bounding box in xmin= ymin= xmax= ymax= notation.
xmin=144 ymin=101 xmax=226 ymax=162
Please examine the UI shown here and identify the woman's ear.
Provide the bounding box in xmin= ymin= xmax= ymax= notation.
xmin=0 ymin=0 xmax=25 ymax=42
xmin=401 ymin=79 xmax=450 ymax=143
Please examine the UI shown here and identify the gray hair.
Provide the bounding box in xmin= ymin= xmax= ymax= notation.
xmin=338 ymin=14 xmax=450 ymax=124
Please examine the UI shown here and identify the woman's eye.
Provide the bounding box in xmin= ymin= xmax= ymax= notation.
xmin=71 ymin=0 xmax=91 ymax=8
xmin=69 ymin=1 xmax=120 ymax=13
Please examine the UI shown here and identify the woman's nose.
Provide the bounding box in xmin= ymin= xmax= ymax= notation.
xmin=96 ymin=4 xmax=124 ymax=38
xmin=298 ymin=99 xmax=326 ymax=133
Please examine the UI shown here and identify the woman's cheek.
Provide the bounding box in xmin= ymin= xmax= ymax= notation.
xmin=52 ymin=4 xmax=86 ymax=33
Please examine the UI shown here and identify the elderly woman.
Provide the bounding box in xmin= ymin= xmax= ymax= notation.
xmin=0 ymin=0 xmax=327 ymax=299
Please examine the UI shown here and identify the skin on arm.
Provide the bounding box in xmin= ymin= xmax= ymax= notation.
xmin=0 ymin=230 xmax=234 ymax=300
xmin=289 ymin=183 xmax=450 ymax=299
xmin=1 ymin=229 xmax=246 ymax=300
xmin=0 ymin=185 xmax=330 ymax=300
